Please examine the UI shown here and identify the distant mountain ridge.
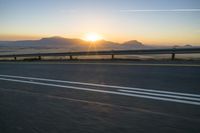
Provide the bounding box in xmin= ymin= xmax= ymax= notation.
xmin=0 ymin=36 xmax=196 ymax=54
xmin=0 ymin=37 xmax=112 ymax=46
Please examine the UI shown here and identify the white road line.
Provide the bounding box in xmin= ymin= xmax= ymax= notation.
xmin=0 ymin=74 xmax=200 ymax=98
xmin=1 ymin=87 xmax=198 ymax=121
xmin=0 ymin=77 xmax=200 ymax=106
xmin=118 ymin=89 xmax=200 ymax=101
xmin=0 ymin=88 xmax=173 ymax=116
xmin=1 ymin=62 xmax=200 ymax=67
xmin=3 ymin=73 xmax=199 ymax=101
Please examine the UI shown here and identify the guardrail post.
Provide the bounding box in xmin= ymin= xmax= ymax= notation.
xmin=14 ymin=57 xmax=17 ymax=61
xmin=171 ymin=53 xmax=175 ymax=60
xmin=69 ymin=55 xmax=73 ymax=60
xmin=38 ymin=56 xmax=41 ymax=60
xmin=111 ymin=54 xmax=114 ymax=60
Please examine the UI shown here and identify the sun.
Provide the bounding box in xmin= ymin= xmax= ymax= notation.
xmin=84 ymin=32 xmax=102 ymax=42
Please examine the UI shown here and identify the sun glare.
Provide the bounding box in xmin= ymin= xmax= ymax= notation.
xmin=84 ymin=33 xmax=102 ymax=42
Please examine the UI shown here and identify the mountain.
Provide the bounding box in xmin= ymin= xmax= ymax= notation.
xmin=120 ymin=40 xmax=153 ymax=49
xmin=183 ymin=44 xmax=193 ymax=48
xmin=122 ymin=40 xmax=143 ymax=46
xmin=0 ymin=36 xmax=153 ymax=54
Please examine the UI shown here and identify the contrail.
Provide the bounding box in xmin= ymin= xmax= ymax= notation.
xmin=119 ymin=9 xmax=200 ymax=12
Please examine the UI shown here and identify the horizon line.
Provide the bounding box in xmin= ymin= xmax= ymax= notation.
xmin=0 ymin=36 xmax=199 ymax=46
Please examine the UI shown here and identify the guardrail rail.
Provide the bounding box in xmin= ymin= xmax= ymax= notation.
xmin=0 ymin=47 xmax=200 ymax=60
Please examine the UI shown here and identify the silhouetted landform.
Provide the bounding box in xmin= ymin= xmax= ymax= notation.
xmin=0 ymin=36 xmax=198 ymax=55
xmin=184 ymin=44 xmax=193 ymax=47
xmin=121 ymin=40 xmax=152 ymax=49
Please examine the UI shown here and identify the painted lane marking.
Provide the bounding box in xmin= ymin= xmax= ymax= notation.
xmin=1 ymin=74 xmax=199 ymax=101
xmin=0 ymin=74 xmax=200 ymax=98
xmin=0 ymin=62 xmax=200 ymax=67
xmin=0 ymin=77 xmax=200 ymax=106
xmin=1 ymin=87 xmax=199 ymax=122
xmin=118 ymin=89 xmax=200 ymax=101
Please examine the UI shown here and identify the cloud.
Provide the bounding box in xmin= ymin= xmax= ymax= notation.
xmin=119 ymin=9 xmax=200 ymax=13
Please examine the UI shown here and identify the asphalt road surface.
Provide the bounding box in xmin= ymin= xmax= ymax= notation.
xmin=0 ymin=61 xmax=200 ymax=133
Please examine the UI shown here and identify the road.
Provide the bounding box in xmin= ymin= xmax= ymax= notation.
xmin=0 ymin=61 xmax=200 ymax=133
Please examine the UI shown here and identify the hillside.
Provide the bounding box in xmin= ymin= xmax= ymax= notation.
xmin=0 ymin=37 xmax=153 ymax=54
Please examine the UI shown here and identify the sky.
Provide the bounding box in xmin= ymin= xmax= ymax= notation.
xmin=0 ymin=0 xmax=200 ymax=45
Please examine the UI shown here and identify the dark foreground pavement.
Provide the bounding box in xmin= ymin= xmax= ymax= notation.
xmin=0 ymin=61 xmax=200 ymax=133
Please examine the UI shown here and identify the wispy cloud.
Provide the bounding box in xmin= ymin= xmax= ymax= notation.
xmin=119 ymin=9 xmax=200 ymax=13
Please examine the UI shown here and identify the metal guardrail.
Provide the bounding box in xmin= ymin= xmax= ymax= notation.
xmin=0 ymin=47 xmax=200 ymax=60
